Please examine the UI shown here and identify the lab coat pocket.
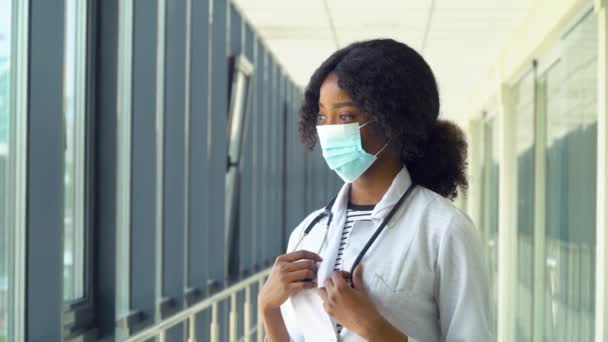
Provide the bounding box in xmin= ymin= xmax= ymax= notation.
xmin=366 ymin=269 xmax=437 ymax=342
xmin=371 ymin=262 xmax=436 ymax=319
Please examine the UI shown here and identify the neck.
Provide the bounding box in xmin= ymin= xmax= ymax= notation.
xmin=349 ymin=158 xmax=402 ymax=205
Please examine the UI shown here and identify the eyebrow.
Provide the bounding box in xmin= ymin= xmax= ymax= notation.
xmin=318 ymin=101 xmax=357 ymax=109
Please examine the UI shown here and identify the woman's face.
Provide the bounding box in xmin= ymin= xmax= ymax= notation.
xmin=317 ymin=72 xmax=386 ymax=156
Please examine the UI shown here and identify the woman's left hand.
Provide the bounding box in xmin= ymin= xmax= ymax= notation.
xmin=317 ymin=264 xmax=382 ymax=338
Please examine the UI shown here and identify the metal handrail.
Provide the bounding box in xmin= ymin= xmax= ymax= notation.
xmin=124 ymin=268 xmax=272 ymax=342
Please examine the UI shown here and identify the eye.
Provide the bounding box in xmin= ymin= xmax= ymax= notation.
xmin=317 ymin=113 xmax=326 ymax=124
xmin=339 ymin=112 xmax=355 ymax=122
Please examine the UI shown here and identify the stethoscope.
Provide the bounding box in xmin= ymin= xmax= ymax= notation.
xmin=293 ymin=183 xmax=417 ymax=287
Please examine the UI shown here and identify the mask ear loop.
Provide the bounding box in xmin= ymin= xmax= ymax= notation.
xmin=359 ymin=120 xmax=390 ymax=157
xmin=374 ymin=142 xmax=390 ymax=157
xmin=359 ymin=119 xmax=375 ymax=129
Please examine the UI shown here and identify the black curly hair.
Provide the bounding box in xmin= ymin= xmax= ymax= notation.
xmin=298 ymin=38 xmax=468 ymax=200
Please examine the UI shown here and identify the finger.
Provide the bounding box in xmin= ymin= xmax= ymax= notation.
xmin=280 ymin=259 xmax=317 ymax=273
xmin=324 ymin=276 xmax=334 ymax=292
xmin=289 ymin=280 xmax=317 ymax=292
xmin=331 ymin=271 xmax=348 ymax=290
xmin=353 ymin=263 xmax=365 ymax=291
xmin=285 ymin=269 xmax=316 ymax=283
xmin=325 ymin=277 xmax=341 ymax=303
xmin=317 ymin=288 xmax=328 ymax=302
xmin=279 ymin=250 xmax=323 ymax=263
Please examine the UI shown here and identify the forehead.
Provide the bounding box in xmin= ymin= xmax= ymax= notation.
xmin=319 ymin=73 xmax=354 ymax=106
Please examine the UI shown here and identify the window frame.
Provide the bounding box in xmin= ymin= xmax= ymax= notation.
xmin=225 ymin=54 xmax=254 ymax=282
xmin=6 ymin=0 xmax=29 ymax=341
xmin=61 ymin=0 xmax=98 ymax=339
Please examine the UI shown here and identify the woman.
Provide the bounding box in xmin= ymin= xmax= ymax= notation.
xmin=259 ymin=39 xmax=493 ymax=342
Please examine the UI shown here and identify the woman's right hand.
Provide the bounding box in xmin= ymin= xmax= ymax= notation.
xmin=259 ymin=250 xmax=323 ymax=311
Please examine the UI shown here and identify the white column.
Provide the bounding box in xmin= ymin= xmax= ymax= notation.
xmin=497 ymin=83 xmax=517 ymax=342
xmin=532 ymin=67 xmax=547 ymax=342
xmin=595 ymin=1 xmax=608 ymax=341
xmin=466 ymin=119 xmax=483 ymax=229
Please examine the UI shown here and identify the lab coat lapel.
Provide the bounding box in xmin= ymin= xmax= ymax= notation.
xmin=290 ymin=182 xmax=350 ymax=341
xmin=316 ymin=182 xmax=349 ymax=288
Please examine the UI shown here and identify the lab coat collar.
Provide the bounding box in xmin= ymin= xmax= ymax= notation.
xmin=331 ymin=166 xmax=413 ymax=226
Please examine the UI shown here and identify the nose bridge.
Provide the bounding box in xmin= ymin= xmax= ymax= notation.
xmin=326 ymin=116 xmax=339 ymax=125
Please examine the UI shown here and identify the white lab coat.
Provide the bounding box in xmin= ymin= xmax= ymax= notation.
xmin=279 ymin=167 xmax=494 ymax=342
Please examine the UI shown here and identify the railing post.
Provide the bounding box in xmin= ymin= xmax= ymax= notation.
xmin=230 ymin=292 xmax=238 ymax=342
xmin=244 ymin=285 xmax=252 ymax=342
xmin=257 ymin=278 xmax=265 ymax=342
xmin=120 ymin=269 xmax=272 ymax=342
xmin=187 ymin=315 xmax=197 ymax=342
xmin=210 ymin=303 xmax=219 ymax=342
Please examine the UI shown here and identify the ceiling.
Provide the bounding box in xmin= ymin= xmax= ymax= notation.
xmin=232 ymin=0 xmax=533 ymax=121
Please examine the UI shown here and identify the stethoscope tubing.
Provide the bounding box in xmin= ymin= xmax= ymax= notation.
xmin=293 ymin=184 xmax=417 ymax=287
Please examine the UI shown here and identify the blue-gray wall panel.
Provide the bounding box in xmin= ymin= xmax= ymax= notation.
xmin=188 ymin=0 xmax=211 ymax=337
xmin=244 ymin=24 xmax=254 ymax=61
xmin=210 ymin=0 xmax=229 ymax=339
xmin=238 ymin=16 xmax=254 ymax=277
xmin=130 ymin=0 xmax=158 ymax=330
xmin=208 ymin=0 xmax=228 ymax=286
xmin=163 ymin=0 xmax=187 ymax=339
xmin=265 ymin=54 xmax=274 ymax=264
xmin=268 ymin=60 xmax=276 ymax=260
xmin=229 ymin=4 xmax=241 ymax=56
xmin=258 ymin=46 xmax=269 ymax=266
xmin=188 ymin=0 xmax=210 ymax=293
xmin=27 ymin=1 xmax=65 ymax=340
xmin=253 ymin=39 xmax=264 ymax=269
xmin=94 ymin=0 xmax=120 ymax=338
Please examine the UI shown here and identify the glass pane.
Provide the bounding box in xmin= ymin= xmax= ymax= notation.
xmin=481 ymin=116 xmax=499 ymax=333
xmin=543 ymin=11 xmax=597 ymax=342
xmin=513 ymin=71 xmax=535 ymax=342
xmin=63 ymin=0 xmax=85 ymax=301
xmin=0 ymin=0 xmax=11 ymax=340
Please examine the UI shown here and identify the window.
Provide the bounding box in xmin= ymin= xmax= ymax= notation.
xmin=541 ymin=11 xmax=597 ymax=340
xmin=62 ymin=1 xmax=97 ymax=338
xmin=512 ymin=70 xmax=536 ymax=342
xmin=63 ymin=0 xmax=88 ymax=302
xmin=0 ymin=0 xmax=26 ymax=340
xmin=226 ymin=54 xmax=254 ymax=280
xmin=480 ymin=114 xmax=499 ymax=332
xmin=0 ymin=0 xmax=12 ymax=340
xmin=115 ymin=0 xmax=134 ymax=322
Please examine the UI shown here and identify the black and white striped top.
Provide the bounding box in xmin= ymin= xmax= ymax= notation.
xmin=334 ymin=202 xmax=375 ymax=334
